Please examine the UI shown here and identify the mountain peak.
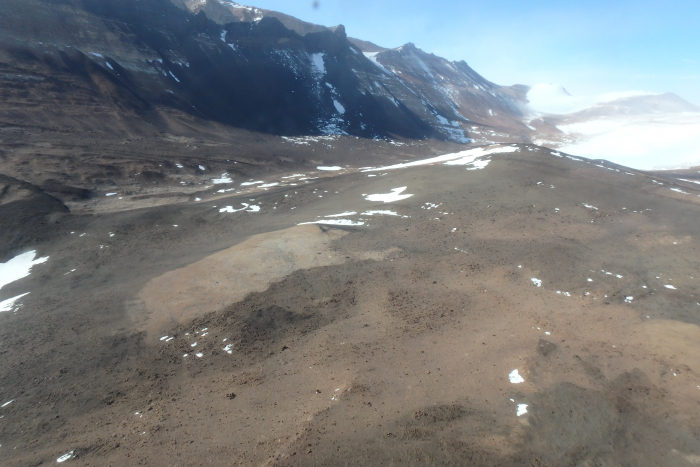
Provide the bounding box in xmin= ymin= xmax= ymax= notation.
xmin=330 ymin=24 xmax=347 ymax=38
xmin=399 ymin=42 xmax=418 ymax=52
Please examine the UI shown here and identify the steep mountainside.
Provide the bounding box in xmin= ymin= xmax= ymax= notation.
xmin=171 ymin=0 xmax=532 ymax=143
xmin=0 ymin=0 xmax=529 ymax=144
xmin=363 ymin=43 xmax=530 ymax=142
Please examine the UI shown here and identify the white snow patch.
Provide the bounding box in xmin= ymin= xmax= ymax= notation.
xmin=464 ymin=159 xmax=492 ymax=170
xmin=0 ymin=293 xmax=30 ymax=312
xmin=333 ymin=100 xmax=345 ymax=114
xmin=364 ymin=187 xmax=414 ymax=203
xmin=671 ymin=188 xmax=690 ymax=194
xmin=106 ymin=193 xmax=117 ymax=197
xmin=56 ymin=451 xmax=74 ymax=463
xmin=199 ymin=165 xmax=206 ymax=171
xmin=1 ymin=251 xmax=49 ymax=291
xmin=324 ymin=212 xmax=357 ymax=218
xmin=299 ymin=219 xmax=365 ymax=226
xmin=509 ymin=369 xmax=525 ymax=384
xmin=317 ymin=166 xmax=342 ymax=171
xmin=664 ymin=285 xmax=677 ymax=290
xmin=531 ymin=278 xmax=542 ymax=287
xmin=363 ymin=52 xmax=392 ymax=74
xmin=516 ymin=404 xmax=528 ymax=416
xmin=364 ymin=146 xmax=518 ymax=172
xmin=219 ymin=203 xmax=260 ymax=213
xmin=361 ymin=210 xmax=399 ymax=216
xmin=240 ymin=181 xmax=264 ymax=186
xmin=212 ymin=174 xmax=234 ymax=184
xmin=309 ymin=53 xmax=326 ymax=77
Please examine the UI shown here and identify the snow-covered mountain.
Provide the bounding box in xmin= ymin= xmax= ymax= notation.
xmin=524 ymin=85 xmax=700 ymax=170
xmin=526 ymin=84 xmax=698 ymax=116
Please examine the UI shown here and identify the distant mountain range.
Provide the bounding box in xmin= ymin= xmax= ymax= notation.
xmin=0 ymin=0 xmax=697 ymax=150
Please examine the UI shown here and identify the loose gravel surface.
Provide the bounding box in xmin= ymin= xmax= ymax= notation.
xmin=2 ymin=145 xmax=700 ymax=466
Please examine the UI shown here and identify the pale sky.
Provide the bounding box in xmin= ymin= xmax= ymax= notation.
xmin=242 ymin=0 xmax=700 ymax=105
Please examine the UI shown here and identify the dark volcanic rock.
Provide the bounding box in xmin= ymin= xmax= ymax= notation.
xmin=537 ymin=338 xmax=557 ymax=356
xmin=0 ymin=173 xmax=69 ymax=255
xmin=40 ymin=179 xmax=93 ymax=201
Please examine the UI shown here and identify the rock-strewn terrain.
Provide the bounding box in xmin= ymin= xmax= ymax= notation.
xmin=2 ymin=145 xmax=700 ymax=466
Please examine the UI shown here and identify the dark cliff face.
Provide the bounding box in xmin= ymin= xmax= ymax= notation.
xmin=0 ymin=0 xmax=441 ymax=139
xmin=0 ymin=0 xmax=529 ymax=141
xmin=202 ymin=19 xmax=437 ymax=137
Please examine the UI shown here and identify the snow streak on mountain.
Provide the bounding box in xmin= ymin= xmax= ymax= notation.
xmin=0 ymin=0 xmax=534 ymax=143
